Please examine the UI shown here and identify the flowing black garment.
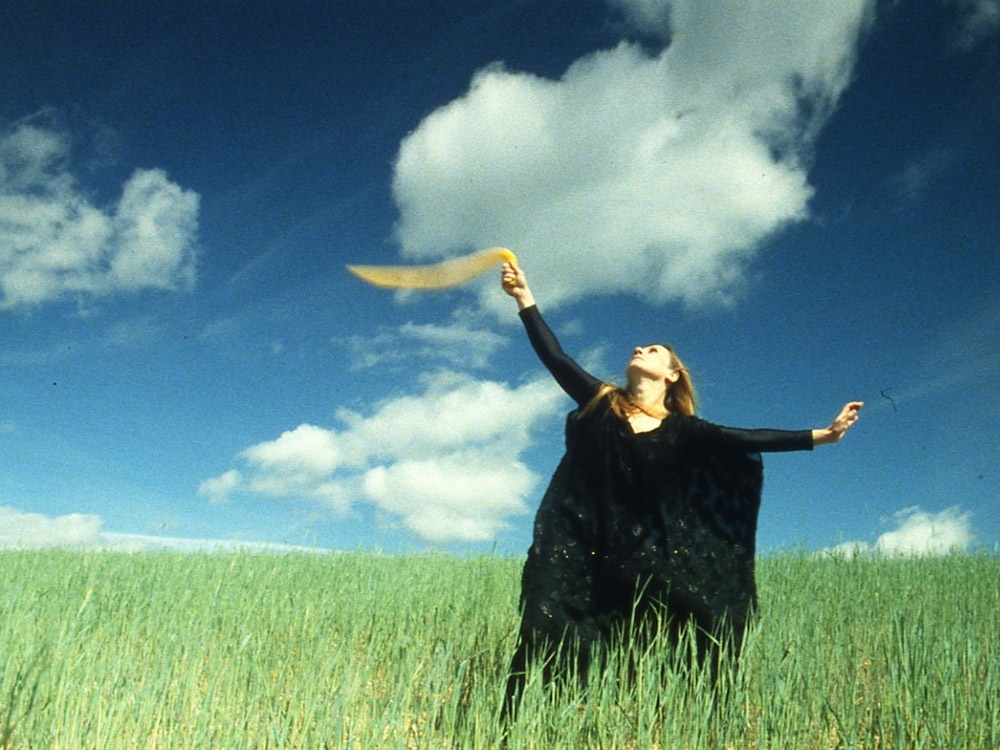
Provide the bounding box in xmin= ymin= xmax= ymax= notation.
xmin=504 ymin=306 xmax=813 ymax=712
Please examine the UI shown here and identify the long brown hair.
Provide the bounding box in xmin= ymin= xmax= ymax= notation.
xmin=578 ymin=346 xmax=697 ymax=420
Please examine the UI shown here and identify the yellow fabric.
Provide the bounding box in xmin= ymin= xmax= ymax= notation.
xmin=347 ymin=247 xmax=517 ymax=290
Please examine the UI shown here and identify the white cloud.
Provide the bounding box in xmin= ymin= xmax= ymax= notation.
xmin=398 ymin=319 xmax=507 ymax=368
xmin=824 ymin=506 xmax=976 ymax=558
xmin=874 ymin=506 xmax=975 ymax=556
xmin=0 ymin=114 xmax=199 ymax=310
xmin=363 ymin=453 xmax=537 ymax=543
xmin=0 ymin=505 xmax=103 ymax=548
xmin=107 ymin=169 xmax=199 ymax=291
xmin=0 ymin=506 xmax=327 ymax=553
xmin=202 ymin=371 xmax=566 ymax=543
xmin=391 ymin=0 xmax=875 ymax=313
xmin=244 ymin=425 xmax=341 ymax=485
xmin=338 ymin=312 xmax=507 ymax=372
xmin=197 ymin=469 xmax=242 ymax=505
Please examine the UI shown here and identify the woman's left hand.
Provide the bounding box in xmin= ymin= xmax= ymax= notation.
xmin=813 ymin=401 xmax=864 ymax=446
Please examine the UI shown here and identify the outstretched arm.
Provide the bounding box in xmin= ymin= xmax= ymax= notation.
xmin=811 ymin=401 xmax=864 ymax=446
xmin=702 ymin=400 xmax=864 ymax=452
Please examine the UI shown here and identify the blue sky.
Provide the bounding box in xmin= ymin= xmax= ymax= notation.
xmin=2 ymin=0 xmax=998 ymax=555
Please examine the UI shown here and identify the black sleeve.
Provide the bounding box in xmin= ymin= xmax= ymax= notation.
xmin=714 ymin=425 xmax=815 ymax=453
xmin=686 ymin=417 xmax=814 ymax=453
xmin=519 ymin=305 xmax=603 ymax=406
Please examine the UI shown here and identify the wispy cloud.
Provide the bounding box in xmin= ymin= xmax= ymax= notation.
xmin=102 ymin=316 xmax=161 ymax=348
xmin=0 ymin=314 xmax=165 ymax=367
xmin=889 ymin=145 xmax=958 ymax=205
xmin=867 ymin=298 xmax=1000 ymax=415
xmin=337 ymin=311 xmax=508 ymax=372
xmin=823 ymin=506 xmax=976 ymax=557
xmin=0 ymin=506 xmax=326 ymax=553
xmin=98 ymin=532 xmax=327 ymax=554
xmin=200 ymin=371 xmax=566 ymax=543
xmin=391 ymin=0 xmax=875 ymax=313
xmin=943 ymin=0 xmax=1000 ymax=50
xmin=0 ymin=112 xmax=200 ymax=311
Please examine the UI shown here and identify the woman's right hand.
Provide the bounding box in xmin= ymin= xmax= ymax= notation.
xmin=501 ymin=262 xmax=535 ymax=309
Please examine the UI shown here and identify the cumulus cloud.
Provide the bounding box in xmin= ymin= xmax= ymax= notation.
xmin=363 ymin=453 xmax=537 ymax=543
xmin=0 ymin=114 xmax=199 ymax=310
xmin=825 ymin=506 xmax=976 ymax=558
xmin=391 ymin=0 xmax=875 ymax=312
xmin=200 ymin=371 xmax=565 ymax=543
xmin=197 ymin=469 xmax=242 ymax=506
xmin=0 ymin=505 xmax=103 ymax=548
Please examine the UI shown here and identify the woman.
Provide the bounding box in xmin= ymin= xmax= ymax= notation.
xmin=499 ymin=261 xmax=862 ymax=719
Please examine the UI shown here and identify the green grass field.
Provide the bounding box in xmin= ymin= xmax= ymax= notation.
xmin=2 ymin=549 xmax=997 ymax=748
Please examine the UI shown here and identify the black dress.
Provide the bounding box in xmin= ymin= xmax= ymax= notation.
xmin=504 ymin=305 xmax=813 ymax=714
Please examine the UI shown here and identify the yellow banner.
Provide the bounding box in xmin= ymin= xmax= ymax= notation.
xmin=347 ymin=247 xmax=518 ymax=290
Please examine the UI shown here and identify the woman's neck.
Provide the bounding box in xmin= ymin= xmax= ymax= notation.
xmin=627 ymin=379 xmax=668 ymax=418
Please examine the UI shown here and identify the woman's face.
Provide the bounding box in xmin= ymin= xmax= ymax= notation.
xmin=627 ymin=345 xmax=679 ymax=383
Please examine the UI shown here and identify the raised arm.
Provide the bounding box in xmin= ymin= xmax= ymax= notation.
xmin=502 ymin=261 xmax=535 ymax=310
xmin=502 ymin=262 xmax=602 ymax=405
